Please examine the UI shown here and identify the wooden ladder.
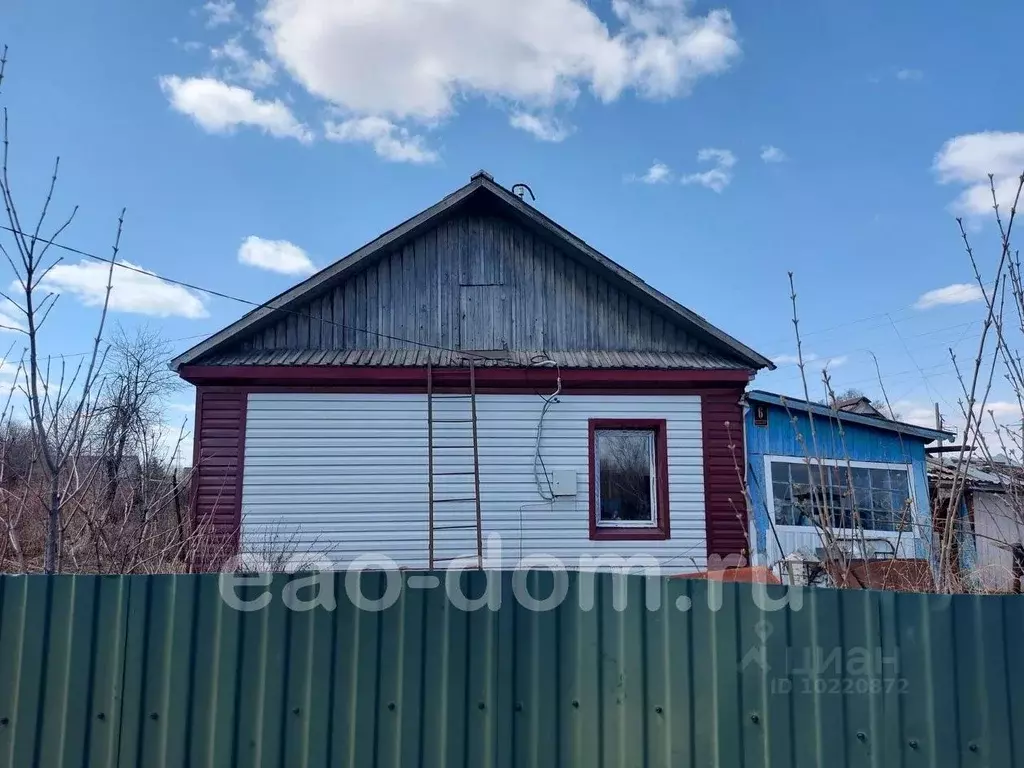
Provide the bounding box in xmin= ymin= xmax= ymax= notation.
xmin=427 ymin=360 xmax=483 ymax=569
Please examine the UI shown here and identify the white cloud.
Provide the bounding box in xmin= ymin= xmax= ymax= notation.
xmin=933 ymin=132 xmax=1024 ymax=217
xmin=210 ymin=38 xmax=276 ymax=88
xmin=896 ymin=68 xmax=923 ymax=81
xmin=697 ymin=147 xmax=736 ymax=167
xmin=822 ymin=355 xmax=848 ymax=369
xmin=35 ymin=260 xmax=209 ymax=319
xmin=985 ymin=401 xmax=1022 ymax=417
xmin=509 ymin=113 xmax=571 ymax=142
xmin=159 ymin=76 xmax=313 ymax=142
xmin=171 ymin=37 xmax=204 ymax=53
xmin=772 ymin=352 xmax=848 ymax=368
xmin=0 ymin=298 xmax=24 ymax=333
xmin=643 ymin=161 xmax=672 ymax=184
xmin=238 ymin=236 xmax=317 ymax=275
xmin=887 ymin=400 xmax=936 ymax=428
xmin=203 ymin=0 xmax=238 ymax=27
xmin=0 ymin=358 xmax=22 ymax=380
xmin=760 ymin=145 xmax=786 ymax=163
xmin=324 ymin=117 xmax=438 ymax=164
xmin=258 ymin=0 xmax=740 ymax=123
xmin=680 ymin=147 xmax=736 ymax=192
xmin=0 ymin=358 xmax=24 ymax=408
xmin=914 ymin=283 xmax=984 ymax=310
xmin=627 ymin=161 xmax=672 ymax=184
xmin=167 ymin=1 xmax=741 ymax=162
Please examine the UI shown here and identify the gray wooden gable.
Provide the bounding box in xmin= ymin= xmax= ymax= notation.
xmin=227 ymin=211 xmax=715 ymax=356
xmin=173 ymin=172 xmax=772 ymax=371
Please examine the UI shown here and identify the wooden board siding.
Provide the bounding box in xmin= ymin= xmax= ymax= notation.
xmin=700 ymin=388 xmax=748 ymax=560
xmin=192 ymin=388 xmax=245 ymax=559
xmin=240 ymin=392 xmax=711 ymax=570
xmin=744 ymin=402 xmax=933 ymax=565
xmin=229 ymin=213 xmax=718 ymax=357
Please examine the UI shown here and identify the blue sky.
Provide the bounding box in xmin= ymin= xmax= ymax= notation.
xmin=3 ymin=0 xmax=1024 ymax=444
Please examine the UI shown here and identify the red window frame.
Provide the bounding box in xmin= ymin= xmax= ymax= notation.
xmin=588 ymin=418 xmax=670 ymax=541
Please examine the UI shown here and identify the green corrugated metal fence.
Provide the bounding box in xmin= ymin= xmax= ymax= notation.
xmin=0 ymin=572 xmax=1022 ymax=767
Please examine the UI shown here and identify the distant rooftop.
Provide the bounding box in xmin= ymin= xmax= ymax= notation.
xmin=832 ymin=395 xmax=885 ymax=417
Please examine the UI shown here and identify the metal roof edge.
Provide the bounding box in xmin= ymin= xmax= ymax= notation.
xmin=746 ymin=389 xmax=955 ymax=442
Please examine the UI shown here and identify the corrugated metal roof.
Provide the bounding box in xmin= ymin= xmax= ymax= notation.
xmin=927 ymin=456 xmax=1013 ymax=490
xmin=1 ymin=572 xmax=1022 ymax=767
xmin=195 ymin=348 xmax=750 ymax=369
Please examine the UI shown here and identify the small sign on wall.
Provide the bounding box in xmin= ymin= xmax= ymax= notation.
xmin=753 ymin=403 xmax=769 ymax=427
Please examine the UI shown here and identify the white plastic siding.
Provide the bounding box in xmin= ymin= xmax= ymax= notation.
xmin=241 ymin=392 xmax=707 ymax=570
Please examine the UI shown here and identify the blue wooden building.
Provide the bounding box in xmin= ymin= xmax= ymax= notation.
xmin=744 ymin=390 xmax=952 ymax=571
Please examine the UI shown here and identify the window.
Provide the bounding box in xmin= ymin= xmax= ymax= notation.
xmin=768 ymin=459 xmax=913 ymax=532
xmin=588 ymin=419 xmax=670 ymax=540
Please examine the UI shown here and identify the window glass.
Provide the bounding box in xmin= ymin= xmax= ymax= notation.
xmin=789 ymin=463 xmax=810 ymax=486
xmin=769 ymin=460 xmax=911 ymax=532
xmin=595 ymin=429 xmax=656 ymax=524
xmin=773 ymin=477 xmax=797 ymax=525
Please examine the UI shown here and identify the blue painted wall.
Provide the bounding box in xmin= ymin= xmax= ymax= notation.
xmin=745 ymin=403 xmax=935 ymax=561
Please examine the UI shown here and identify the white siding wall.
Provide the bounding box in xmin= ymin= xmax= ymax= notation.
xmin=241 ymin=392 xmax=707 ymax=569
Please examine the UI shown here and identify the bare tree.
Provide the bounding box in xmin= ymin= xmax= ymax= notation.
xmin=939 ymin=172 xmax=1024 ymax=591
xmin=0 ymin=46 xmax=124 ymax=572
xmin=92 ymin=324 xmax=180 ymax=516
xmin=0 ymin=351 xmax=30 ymax=569
xmin=0 ymin=48 xmax=241 ymax=576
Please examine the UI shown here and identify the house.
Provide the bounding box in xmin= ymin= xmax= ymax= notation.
xmin=744 ymin=390 xmax=952 ymax=582
xmin=830 ymin=394 xmax=885 ymax=417
xmin=928 ymin=458 xmax=1023 ymax=592
xmin=171 ymin=171 xmax=773 ymax=570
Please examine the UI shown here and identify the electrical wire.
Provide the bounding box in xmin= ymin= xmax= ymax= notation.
xmin=769 ymin=322 xmax=984 ymax=372
xmin=886 ymin=312 xmax=952 ymax=411
xmin=529 ymin=356 xmax=561 ymax=501
xmin=766 ymin=325 xmax=988 ymax=391
xmin=5 ymin=220 xmax=990 ymax=435
xmin=4 ymin=223 xmax=989 ymax=386
xmin=0 ymin=223 xmax=499 ymax=363
xmin=755 ymin=281 xmax=997 ymax=351
xmin=3 ymin=332 xmax=218 ymax=363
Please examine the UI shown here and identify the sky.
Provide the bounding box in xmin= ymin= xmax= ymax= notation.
xmin=2 ymin=0 xmax=1024 ymax=452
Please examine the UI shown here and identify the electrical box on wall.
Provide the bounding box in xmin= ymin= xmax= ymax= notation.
xmin=551 ymin=470 xmax=578 ymax=497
